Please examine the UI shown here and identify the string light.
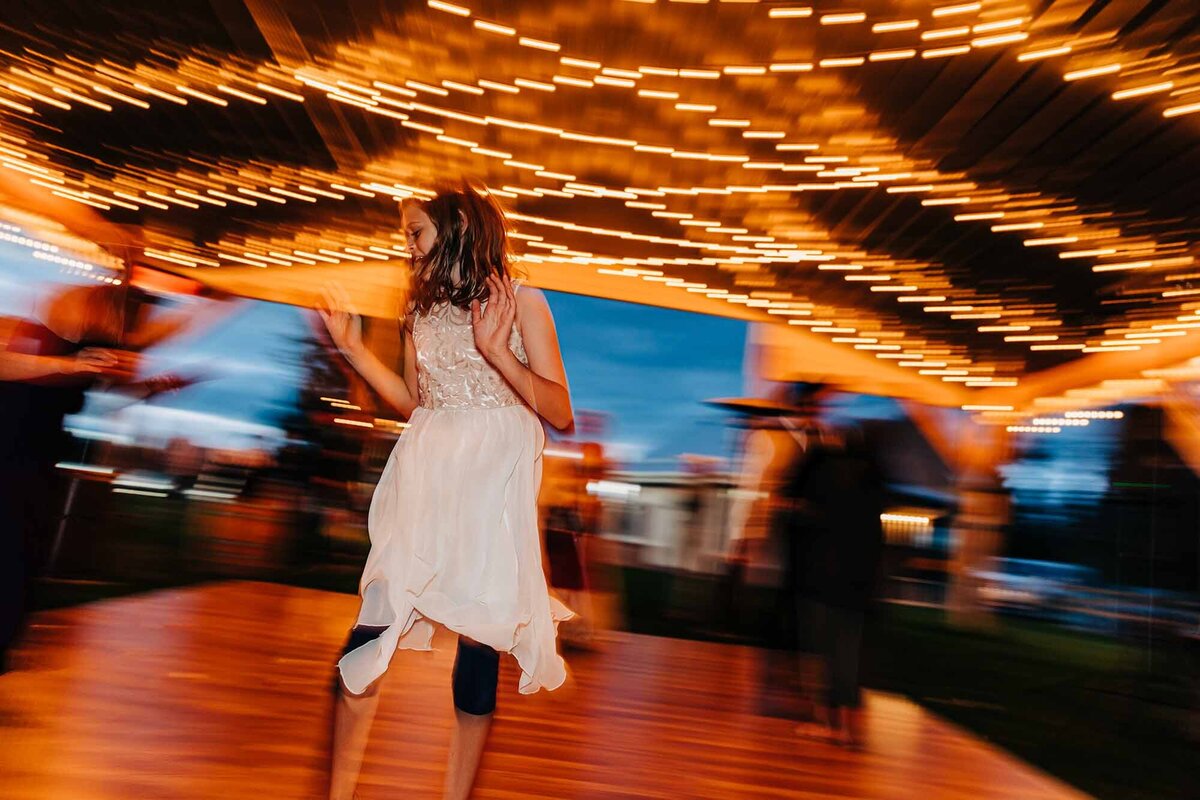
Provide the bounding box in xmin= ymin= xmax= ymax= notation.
xmin=0 ymin=2 xmax=1190 ymax=396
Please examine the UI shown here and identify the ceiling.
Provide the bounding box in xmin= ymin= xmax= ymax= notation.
xmin=1 ymin=0 xmax=1199 ymax=399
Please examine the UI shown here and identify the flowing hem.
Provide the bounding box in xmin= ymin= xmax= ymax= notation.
xmin=337 ymin=592 xmax=573 ymax=696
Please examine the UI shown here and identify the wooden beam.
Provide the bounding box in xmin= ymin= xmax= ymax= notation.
xmin=239 ymin=0 xmax=366 ymax=168
xmin=976 ymin=333 xmax=1200 ymax=410
xmin=177 ymin=262 xmax=408 ymax=319
xmin=750 ymin=322 xmax=969 ymax=407
xmin=172 ymin=257 xmax=968 ymax=406
xmin=521 ymin=260 xmax=768 ymax=322
xmin=0 ymin=170 xmax=139 ymax=259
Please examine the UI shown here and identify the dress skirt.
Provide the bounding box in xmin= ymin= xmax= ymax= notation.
xmin=337 ymin=403 xmax=572 ymax=696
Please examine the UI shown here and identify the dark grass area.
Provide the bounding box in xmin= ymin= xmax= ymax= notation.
xmin=866 ymin=606 xmax=1199 ymax=800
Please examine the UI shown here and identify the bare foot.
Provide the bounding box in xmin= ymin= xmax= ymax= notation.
xmin=834 ymin=728 xmax=862 ymax=749
xmin=794 ymin=721 xmax=835 ymax=743
xmin=841 ymin=708 xmax=866 ymax=750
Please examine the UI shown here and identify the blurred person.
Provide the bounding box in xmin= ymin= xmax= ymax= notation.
xmin=722 ymin=386 xmax=826 ymax=641
xmin=576 ymin=443 xmax=606 ymax=540
xmin=0 ymin=278 xmax=212 ymax=673
xmin=725 ymin=388 xmax=827 ymax=712
xmin=678 ymin=454 xmax=720 ymax=573
xmin=574 ymin=442 xmax=611 ymax=633
xmin=948 ymin=466 xmax=1009 ymax=628
xmin=320 ymin=182 xmax=574 ymax=800
xmin=723 ymin=415 xmax=803 ymax=631
xmin=541 ymin=441 xmax=606 ymax=647
xmin=0 ymin=284 xmax=122 ymax=674
xmin=786 ymin=420 xmax=886 ymax=748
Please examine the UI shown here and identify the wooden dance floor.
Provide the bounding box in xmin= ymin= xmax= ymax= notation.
xmin=0 ymin=582 xmax=1089 ymax=799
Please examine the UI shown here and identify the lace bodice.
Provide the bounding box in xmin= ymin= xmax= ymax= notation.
xmin=412 ymin=300 xmax=528 ymax=410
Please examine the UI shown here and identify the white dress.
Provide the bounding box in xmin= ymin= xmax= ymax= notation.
xmin=337 ymin=297 xmax=572 ymax=696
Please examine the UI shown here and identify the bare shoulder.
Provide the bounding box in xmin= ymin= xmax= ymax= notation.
xmin=514 ymin=283 xmax=546 ymax=304
xmin=515 ymin=284 xmax=553 ymax=319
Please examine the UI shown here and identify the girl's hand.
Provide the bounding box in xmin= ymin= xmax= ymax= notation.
xmin=471 ymin=273 xmax=517 ymax=364
xmin=319 ymin=283 xmax=364 ymax=358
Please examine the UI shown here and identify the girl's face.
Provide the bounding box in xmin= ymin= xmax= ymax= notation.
xmin=402 ymin=205 xmax=438 ymax=261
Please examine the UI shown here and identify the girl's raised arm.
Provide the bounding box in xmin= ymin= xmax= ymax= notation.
xmin=320 ymin=283 xmax=420 ymax=418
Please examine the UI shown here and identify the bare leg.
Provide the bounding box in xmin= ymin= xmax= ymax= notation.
xmin=329 ymin=677 xmax=382 ymax=800
xmin=560 ymin=588 xmax=595 ymax=648
xmin=842 ymin=706 xmax=866 ymax=749
xmin=829 ymin=706 xmax=848 ymax=745
xmin=328 ymin=625 xmax=388 ymax=800
xmin=795 ymin=703 xmax=836 ymax=742
xmin=442 ymin=707 xmax=494 ymax=800
xmin=443 ymin=637 xmax=499 ymax=799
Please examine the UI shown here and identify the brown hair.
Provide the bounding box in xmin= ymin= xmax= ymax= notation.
xmin=402 ymin=181 xmax=512 ymax=314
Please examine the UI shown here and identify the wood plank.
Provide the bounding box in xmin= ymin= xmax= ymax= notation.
xmin=0 ymin=582 xmax=1092 ymax=799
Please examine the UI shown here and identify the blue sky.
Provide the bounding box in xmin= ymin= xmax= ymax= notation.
xmin=124 ymin=292 xmax=749 ymax=467
xmin=546 ymin=291 xmax=748 ymax=466
xmin=2 ymin=239 xmax=748 ymax=466
xmin=136 ymin=290 xmax=752 ymax=466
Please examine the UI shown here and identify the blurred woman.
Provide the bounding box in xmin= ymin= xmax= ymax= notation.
xmin=0 ymin=279 xmax=205 ymax=672
xmin=787 ymin=426 xmax=885 ymax=747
